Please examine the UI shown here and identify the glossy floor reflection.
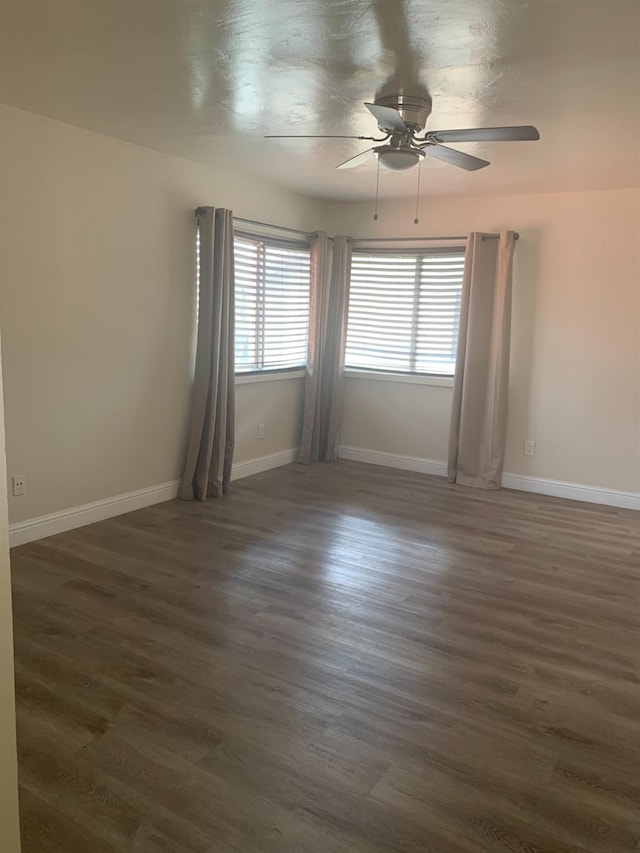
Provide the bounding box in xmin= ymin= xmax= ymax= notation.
xmin=11 ymin=461 xmax=640 ymax=852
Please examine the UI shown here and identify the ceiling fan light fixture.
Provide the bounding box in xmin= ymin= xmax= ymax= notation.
xmin=377 ymin=147 xmax=423 ymax=171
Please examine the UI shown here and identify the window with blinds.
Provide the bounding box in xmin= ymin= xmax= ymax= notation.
xmin=345 ymin=250 xmax=466 ymax=375
xmin=234 ymin=235 xmax=311 ymax=373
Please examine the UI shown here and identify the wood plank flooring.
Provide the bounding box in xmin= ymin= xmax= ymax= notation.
xmin=10 ymin=460 xmax=640 ymax=852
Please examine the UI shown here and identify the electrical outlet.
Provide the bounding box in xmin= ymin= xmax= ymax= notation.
xmin=12 ymin=475 xmax=25 ymax=496
xmin=258 ymin=423 xmax=265 ymax=440
xmin=524 ymin=440 xmax=536 ymax=457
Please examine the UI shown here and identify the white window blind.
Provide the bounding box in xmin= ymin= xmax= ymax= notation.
xmin=234 ymin=235 xmax=311 ymax=373
xmin=345 ymin=250 xmax=465 ymax=375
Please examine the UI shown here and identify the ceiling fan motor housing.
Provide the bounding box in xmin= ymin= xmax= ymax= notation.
xmin=374 ymin=94 xmax=433 ymax=133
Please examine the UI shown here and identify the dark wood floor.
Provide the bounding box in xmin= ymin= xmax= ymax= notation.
xmin=10 ymin=461 xmax=640 ymax=852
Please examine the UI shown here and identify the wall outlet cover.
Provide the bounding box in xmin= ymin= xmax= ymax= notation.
xmin=12 ymin=475 xmax=26 ymax=496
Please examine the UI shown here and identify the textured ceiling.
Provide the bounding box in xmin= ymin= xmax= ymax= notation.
xmin=0 ymin=0 xmax=639 ymax=200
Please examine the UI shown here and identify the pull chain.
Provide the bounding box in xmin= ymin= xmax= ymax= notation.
xmin=373 ymin=156 xmax=381 ymax=221
xmin=414 ymin=159 xmax=422 ymax=225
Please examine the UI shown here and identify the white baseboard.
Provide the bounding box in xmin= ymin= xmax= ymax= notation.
xmin=500 ymin=472 xmax=640 ymax=511
xmin=9 ymin=480 xmax=181 ymax=548
xmin=231 ymin=448 xmax=298 ymax=481
xmin=10 ymin=445 xmax=637 ymax=548
xmin=338 ymin=445 xmax=448 ymax=477
xmin=9 ymin=448 xmax=299 ymax=548
xmin=338 ymin=445 xmax=640 ymax=511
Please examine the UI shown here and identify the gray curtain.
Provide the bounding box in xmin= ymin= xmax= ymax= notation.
xmin=448 ymin=231 xmax=516 ymax=489
xmin=298 ymin=233 xmax=352 ymax=464
xmin=179 ymin=207 xmax=235 ymax=500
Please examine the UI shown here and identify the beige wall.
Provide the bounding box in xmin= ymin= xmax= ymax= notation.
xmin=330 ymin=188 xmax=640 ymax=492
xmin=342 ymin=378 xmax=452 ymax=461
xmin=235 ymin=377 xmax=305 ymax=460
xmin=0 ymin=350 xmax=21 ymax=850
xmin=0 ymin=105 xmax=325 ymax=523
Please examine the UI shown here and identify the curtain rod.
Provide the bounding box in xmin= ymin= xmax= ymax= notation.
xmin=353 ymin=233 xmax=519 ymax=243
xmin=194 ymin=211 xmax=519 ymax=242
xmin=235 ymin=215 xmax=314 ymax=239
xmin=195 ymin=210 xmax=313 ymax=238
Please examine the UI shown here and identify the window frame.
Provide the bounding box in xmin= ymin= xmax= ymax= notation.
xmin=344 ymin=243 xmax=466 ymax=382
xmin=234 ymin=366 xmax=306 ymax=385
xmin=233 ymin=230 xmax=312 ymax=378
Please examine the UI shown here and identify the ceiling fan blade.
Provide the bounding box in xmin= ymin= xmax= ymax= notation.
xmin=265 ymin=134 xmax=379 ymax=140
xmin=423 ymin=144 xmax=490 ymax=171
xmin=426 ymin=125 xmax=540 ymax=143
xmin=365 ymin=102 xmax=408 ymax=134
xmin=336 ymin=148 xmax=376 ymax=170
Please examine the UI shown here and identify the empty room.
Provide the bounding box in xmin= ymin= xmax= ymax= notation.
xmin=0 ymin=1 xmax=639 ymax=851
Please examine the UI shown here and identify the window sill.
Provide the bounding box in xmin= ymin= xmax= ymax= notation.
xmin=344 ymin=370 xmax=454 ymax=388
xmin=235 ymin=369 xmax=306 ymax=385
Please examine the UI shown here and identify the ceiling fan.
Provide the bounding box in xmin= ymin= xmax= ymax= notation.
xmin=265 ymin=94 xmax=539 ymax=172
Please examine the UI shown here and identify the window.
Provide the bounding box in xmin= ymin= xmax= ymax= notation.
xmin=234 ymin=235 xmax=311 ymax=373
xmin=345 ymin=249 xmax=465 ymax=376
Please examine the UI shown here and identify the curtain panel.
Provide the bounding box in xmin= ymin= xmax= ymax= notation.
xmin=179 ymin=207 xmax=235 ymax=500
xmin=448 ymin=231 xmax=516 ymax=489
xmin=298 ymin=233 xmax=352 ymax=464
